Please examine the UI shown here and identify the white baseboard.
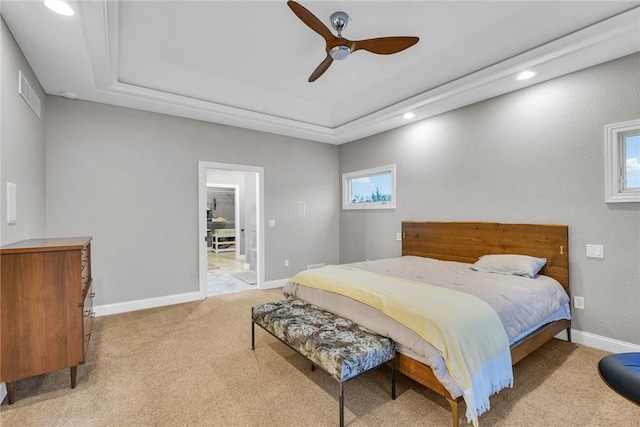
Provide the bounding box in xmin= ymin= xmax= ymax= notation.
xmin=555 ymin=329 xmax=640 ymax=353
xmin=0 ymin=383 xmax=6 ymax=405
xmin=260 ymin=278 xmax=288 ymax=290
xmin=94 ymin=291 xmax=202 ymax=317
xmin=94 ymin=279 xmax=289 ymax=317
xmin=571 ymin=329 xmax=640 ymax=353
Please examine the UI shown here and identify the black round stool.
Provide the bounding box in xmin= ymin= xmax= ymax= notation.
xmin=598 ymin=352 xmax=640 ymax=405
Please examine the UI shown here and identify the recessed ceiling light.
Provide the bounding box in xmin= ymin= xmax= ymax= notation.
xmin=516 ymin=71 xmax=536 ymax=81
xmin=44 ymin=0 xmax=75 ymax=16
xmin=403 ymin=112 xmax=416 ymax=120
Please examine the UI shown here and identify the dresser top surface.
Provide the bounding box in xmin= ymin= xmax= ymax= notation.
xmin=0 ymin=237 xmax=92 ymax=254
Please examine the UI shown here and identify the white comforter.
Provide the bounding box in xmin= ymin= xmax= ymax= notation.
xmin=283 ymin=256 xmax=571 ymax=399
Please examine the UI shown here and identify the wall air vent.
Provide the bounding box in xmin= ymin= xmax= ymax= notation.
xmin=18 ymin=70 xmax=41 ymax=119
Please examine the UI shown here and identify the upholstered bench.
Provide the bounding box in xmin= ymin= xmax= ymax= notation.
xmin=252 ymin=299 xmax=396 ymax=427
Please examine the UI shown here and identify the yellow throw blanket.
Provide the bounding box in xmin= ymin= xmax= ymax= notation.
xmin=291 ymin=265 xmax=513 ymax=426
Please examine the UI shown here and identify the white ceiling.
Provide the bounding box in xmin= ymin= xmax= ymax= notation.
xmin=2 ymin=1 xmax=640 ymax=144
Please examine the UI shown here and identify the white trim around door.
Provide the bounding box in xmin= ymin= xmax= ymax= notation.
xmin=198 ymin=161 xmax=265 ymax=299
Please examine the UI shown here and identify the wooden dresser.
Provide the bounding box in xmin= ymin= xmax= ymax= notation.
xmin=0 ymin=237 xmax=94 ymax=404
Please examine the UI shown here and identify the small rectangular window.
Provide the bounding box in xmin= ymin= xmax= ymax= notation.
xmin=624 ymin=133 xmax=640 ymax=190
xmin=343 ymin=165 xmax=396 ymax=210
xmin=605 ymin=120 xmax=640 ymax=203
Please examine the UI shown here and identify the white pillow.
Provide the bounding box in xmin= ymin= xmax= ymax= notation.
xmin=470 ymin=254 xmax=547 ymax=278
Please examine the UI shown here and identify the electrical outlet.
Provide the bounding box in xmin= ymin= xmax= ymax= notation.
xmin=284 ymin=259 xmax=289 ymax=267
xmin=573 ymin=296 xmax=584 ymax=310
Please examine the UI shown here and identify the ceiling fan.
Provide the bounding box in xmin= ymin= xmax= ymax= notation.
xmin=287 ymin=1 xmax=420 ymax=82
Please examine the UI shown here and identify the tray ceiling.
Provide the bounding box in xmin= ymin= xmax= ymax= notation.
xmin=2 ymin=1 xmax=639 ymax=144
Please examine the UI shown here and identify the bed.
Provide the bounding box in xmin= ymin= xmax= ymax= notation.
xmin=283 ymin=221 xmax=571 ymax=427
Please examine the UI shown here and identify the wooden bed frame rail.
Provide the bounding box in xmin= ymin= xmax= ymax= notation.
xmin=400 ymin=221 xmax=570 ymax=427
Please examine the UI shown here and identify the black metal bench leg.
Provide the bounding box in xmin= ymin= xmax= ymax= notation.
xmin=339 ymin=381 xmax=344 ymax=427
xmin=251 ymin=321 xmax=255 ymax=350
xmin=566 ymin=327 xmax=572 ymax=343
xmin=391 ymin=357 xmax=396 ymax=400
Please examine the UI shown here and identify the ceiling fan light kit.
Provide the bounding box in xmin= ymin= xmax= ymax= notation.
xmin=330 ymin=46 xmax=351 ymax=60
xmin=287 ymin=1 xmax=419 ymax=82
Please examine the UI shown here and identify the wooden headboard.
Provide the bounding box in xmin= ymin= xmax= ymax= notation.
xmin=401 ymin=221 xmax=569 ymax=294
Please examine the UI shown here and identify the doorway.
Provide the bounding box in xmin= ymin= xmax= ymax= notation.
xmin=198 ymin=161 xmax=264 ymax=298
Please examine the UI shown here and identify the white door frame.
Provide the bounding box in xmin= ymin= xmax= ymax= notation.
xmin=207 ymin=183 xmax=241 ymax=260
xmin=198 ymin=161 xmax=264 ymax=298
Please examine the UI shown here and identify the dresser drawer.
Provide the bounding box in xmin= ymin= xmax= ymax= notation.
xmin=81 ymin=244 xmax=89 ymax=263
xmin=81 ymin=245 xmax=90 ymax=292
xmin=83 ymin=282 xmax=95 ymax=357
xmin=81 ymin=264 xmax=90 ymax=292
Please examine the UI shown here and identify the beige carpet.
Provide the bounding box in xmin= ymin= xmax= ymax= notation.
xmin=1 ymin=289 xmax=638 ymax=426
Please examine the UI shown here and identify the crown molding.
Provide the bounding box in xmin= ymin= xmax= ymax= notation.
xmin=79 ymin=3 xmax=639 ymax=145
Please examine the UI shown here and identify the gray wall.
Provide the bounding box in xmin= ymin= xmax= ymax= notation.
xmin=339 ymin=53 xmax=640 ymax=345
xmin=0 ymin=18 xmax=46 ymax=245
xmin=45 ymin=97 xmax=340 ymax=305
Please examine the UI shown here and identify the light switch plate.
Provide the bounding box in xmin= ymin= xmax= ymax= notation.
xmin=268 ymin=219 xmax=276 ymax=227
xmin=586 ymin=244 xmax=604 ymax=258
xmin=7 ymin=182 xmax=16 ymax=224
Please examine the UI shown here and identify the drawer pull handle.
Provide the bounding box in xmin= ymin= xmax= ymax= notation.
xmin=84 ymin=310 xmax=95 ymax=317
xmin=90 ymin=311 xmax=96 ymax=318
xmin=90 ymin=292 xmax=95 ymax=298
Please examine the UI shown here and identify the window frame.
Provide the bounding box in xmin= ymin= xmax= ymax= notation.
xmin=342 ymin=164 xmax=396 ymax=210
xmin=605 ymin=119 xmax=640 ymax=203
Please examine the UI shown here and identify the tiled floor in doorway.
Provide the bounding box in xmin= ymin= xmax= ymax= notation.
xmin=207 ymin=251 xmax=256 ymax=296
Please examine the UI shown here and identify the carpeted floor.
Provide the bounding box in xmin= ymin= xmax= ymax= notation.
xmin=1 ymin=289 xmax=638 ymax=426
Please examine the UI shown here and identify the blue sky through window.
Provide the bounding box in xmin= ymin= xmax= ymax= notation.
xmin=626 ymin=134 xmax=640 ymax=189
xmin=351 ymin=172 xmax=392 ymax=203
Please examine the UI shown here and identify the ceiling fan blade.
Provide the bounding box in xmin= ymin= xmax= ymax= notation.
xmin=351 ymin=36 xmax=419 ymax=55
xmin=287 ymin=1 xmax=336 ymax=43
xmin=308 ymin=55 xmax=333 ymax=82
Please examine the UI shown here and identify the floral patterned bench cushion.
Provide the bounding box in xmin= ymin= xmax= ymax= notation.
xmin=252 ymin=299 xmax=395 ymax=382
